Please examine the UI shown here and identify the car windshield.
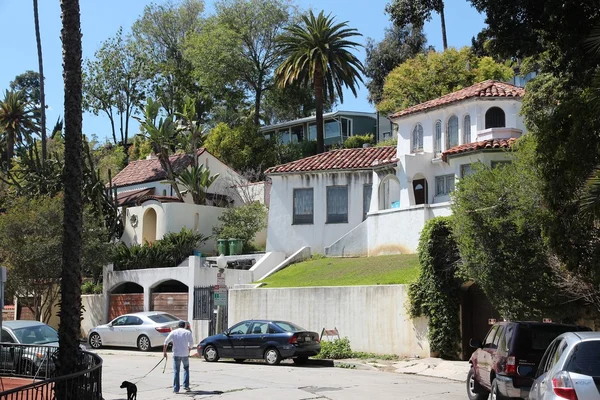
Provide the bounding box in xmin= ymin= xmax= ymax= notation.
xmin=273 ymin=321 xmax=305 ymax=332
xmin=565 ymin=341 xmax=600 ymax=376
xmin=13 ymin=325 xmax=59 ymax=344
xmin=148 ymin=313 xmax=179 ymax=324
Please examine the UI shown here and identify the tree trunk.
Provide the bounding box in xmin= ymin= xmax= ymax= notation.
xmin=314 ymin=65 xmax=325 ymax=154
xmin=6 ymin=130 xmax=14 ymax=167
xmin=59 ymin=0 xmax=83 ymax=392
xmin=439 ymin=6 xmax=448 ymax=50
xmin=33 ymin=0 xmax=47 ymax=165
xmin=254 ymin=76 xmax=263 ymax=126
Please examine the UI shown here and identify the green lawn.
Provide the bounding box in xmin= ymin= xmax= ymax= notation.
xmin=257 ymin=254 xmax=420 ymax=288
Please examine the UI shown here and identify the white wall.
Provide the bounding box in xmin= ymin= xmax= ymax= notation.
xmin=81 ymin=294 xmax=105 ymax=338
xmin=229 ymin=285 xmax=430 ymax=357
xmin=266 ymin=171 xmax=373 ymax=256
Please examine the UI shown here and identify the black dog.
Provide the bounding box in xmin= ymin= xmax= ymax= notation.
xmin=120 ymin=381 xmax=137 ymax=400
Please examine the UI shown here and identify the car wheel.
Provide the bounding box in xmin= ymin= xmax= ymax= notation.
xmin=89 ymin=333 xmax=102 ymax=349
xmin=467 ymin=367 xmax=489 ymax=400
xmin=203 ymin=345 xmax=219 ymax=362
xmin=137 ymin=335 xmax=151 ymax=352
xmin=264 ymin=348 xmax=282 ymax=365
xmin=234 ymin=359 xmax=245 ymax=363
xmin=293 ymin=357 xmax=308 ymax=365
xmin=490 ymin=378 xmax=506 ymax=400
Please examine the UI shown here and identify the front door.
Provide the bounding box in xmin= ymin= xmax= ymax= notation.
xmin=245 ymin=322 xmax=270 ymax=359
xmin=413 ymin=179 xmax=427 ymax=205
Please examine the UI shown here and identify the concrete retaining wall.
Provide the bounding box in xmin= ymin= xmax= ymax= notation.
xmin=228 ymin=285 xmax=430 ymax=357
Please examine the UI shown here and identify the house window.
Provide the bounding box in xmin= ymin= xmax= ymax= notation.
xmin=434 ymin=120 xmax=442 ymax=155
xmin=291 ymin=125 xmax=304 ymax=143
xmin=461 ymin=164 xmax=475 ymax=178
xmin=293 ymin=188 xmax=313 ymax=224
xmin=485 ymin=107 xmax=506 ymax=128
xmin=435 ymin=174 xmax=455 ymax=196
xmin=326 ymin=186 xmax=348 ymax=223
xmin=363 ymin=184 xmax=372 ymax=221
xmin=463 ymin=115 xmax=471 ymax=144
xmin=412 ymin=123 xmax=424 ymax=153
xmin=341 ymin=117 xmax=352 ymax=137
xmin=308 ymin=123 xmax=317 ymax=141
xmin=491 ymin=160 xmax=511 ymax=169
xmin=447 ymin=116 xmax=459 ymax=149
xmin=278 ymin=128 xmax=290 ymax=144
xmin=325 ymin=120 xmax=340 ymax=139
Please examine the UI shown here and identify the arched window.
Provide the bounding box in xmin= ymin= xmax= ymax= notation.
xmin=412 ymin=124 xmax=424 ymax=153
xmin=485 ymin=107 xmax=505 ymax=128
xmin=434 ymin=120 xmax=442 ymax=155
xmin=447 ymin=116 xmax=459 ymax=149
xmin=463 ymin=115 xmax=471 ymax=144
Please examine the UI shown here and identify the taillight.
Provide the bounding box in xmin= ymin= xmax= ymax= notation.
xmin=552 ymin=371 xmax=578 ymax=400
xmin=506 ymin=356 xmax=517 ymax=374
xmin=315 ymin=336 xmax=320 ymax=343
xmin=156 ymin=327 xmax=171 ymax=333
xmin=288 ymin=334 xmax=298 ymax=344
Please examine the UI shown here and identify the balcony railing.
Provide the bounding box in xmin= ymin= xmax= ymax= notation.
xmin=0 ymin=343 xmax=102 ymax=400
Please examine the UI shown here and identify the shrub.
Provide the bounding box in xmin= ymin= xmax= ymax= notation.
xmin=316 ymin=337 xmax=353 ymax=359
xmin=213 ymin=202 xmax=268 ymax=250
xmin=81 ymin=281 xmax=103 ymax=294
xmin=343 ymin=134 xmax=374 ymax=149
xmin=375 ymin=137 xmax=397 ymax=147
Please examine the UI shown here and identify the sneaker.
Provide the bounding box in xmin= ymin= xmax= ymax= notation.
xmin=184 ymin=387 xmax=191 ymax=392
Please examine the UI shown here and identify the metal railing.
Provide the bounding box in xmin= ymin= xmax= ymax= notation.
xmin=0 ymin=344 xmax=102 ymax=400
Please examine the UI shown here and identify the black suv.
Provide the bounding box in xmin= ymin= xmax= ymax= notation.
xmin=467 ymin=321 xmax=591 ymax=399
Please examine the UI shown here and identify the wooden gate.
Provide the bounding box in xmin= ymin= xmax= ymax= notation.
xmin=151 ymin=293 xmax=188 ymax=320
xmin=108 ymin=293 xmax=144 ymax=321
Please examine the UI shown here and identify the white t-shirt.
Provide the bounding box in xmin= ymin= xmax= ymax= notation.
xmin=164 ymin=328 xmax=194 ymax=357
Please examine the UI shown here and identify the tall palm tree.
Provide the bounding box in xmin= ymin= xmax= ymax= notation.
xmin=0 ymin=90 xmax=38 ymax=166
xmin=58 ymin=0 xmax=83 ymax=389
xmin=33 ymin=0 xmax=47 ymax=164
xmin=275 ymin=11 xmax=364 ymax=154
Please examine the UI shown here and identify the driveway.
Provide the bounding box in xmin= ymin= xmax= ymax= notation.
xmin=97 ymin=349 xmax=465 ymax=400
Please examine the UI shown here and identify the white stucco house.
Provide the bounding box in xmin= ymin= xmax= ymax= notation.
xmin=110 ymin=148 xmax=269 ymax=253
xmin=265 ymin=80 xmax=526 ymax=256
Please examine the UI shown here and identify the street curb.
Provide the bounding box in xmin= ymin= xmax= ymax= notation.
xmin=331 ymin=360 xmax=378 ymax=371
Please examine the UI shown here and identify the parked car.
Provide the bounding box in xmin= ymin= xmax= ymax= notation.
xmin=88 ymin=311 xmax=190 ymax=351
xmin=467 ymin=321 xmax=591 ymax=400
xmin=197 ymin=320 xmax=321 ymax=365
xmin=529 ymin=331 xmax=600 ymax=400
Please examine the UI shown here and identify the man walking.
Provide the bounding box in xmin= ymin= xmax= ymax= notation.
xmin=163 ymin=321 xmax=194 ymax=393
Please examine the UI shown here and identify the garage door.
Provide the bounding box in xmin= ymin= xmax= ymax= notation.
xmin=109 ymin=294 xmax=144 ymax=321
xmin=151 ymin=293 xmax=188 ymax=321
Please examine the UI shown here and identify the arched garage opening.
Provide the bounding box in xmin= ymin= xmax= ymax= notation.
xmin=108 ymin=282 xmax=144 ymax=321
xmin=150 ymin=280 xmax=189 ymax=321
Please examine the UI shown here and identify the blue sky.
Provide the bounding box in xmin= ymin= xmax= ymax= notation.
xmin=0 ymin=0 xmax=486 ymax=143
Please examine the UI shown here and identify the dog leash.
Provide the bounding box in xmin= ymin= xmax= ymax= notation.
xmin=132 ymin=356 xmax=166 ymax=385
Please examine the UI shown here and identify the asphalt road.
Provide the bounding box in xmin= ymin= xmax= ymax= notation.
xmin=96 ymin=349 xmax=465 ymax=400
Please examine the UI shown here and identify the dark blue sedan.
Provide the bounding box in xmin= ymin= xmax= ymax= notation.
xmin=197 ymin=320 xmax=321 ymax=365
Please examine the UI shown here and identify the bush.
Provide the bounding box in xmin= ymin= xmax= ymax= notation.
xmin=343 ymin=134 xmax=374 ymax=149
xmin=375 ymin=137 xmax=397 ymax=147
xmin=81 ymin=281 xmax=103 ymax=294
xmin=112 ymin=228 xmax=208 ymax=270
xmin=316 ymin=337 xmax=353 ymax=359
xmin=213 ymin=202 xmax=268 ymax=250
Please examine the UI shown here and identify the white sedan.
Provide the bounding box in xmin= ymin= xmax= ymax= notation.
xmin=88 ymin=311 xmax=189 ymax=351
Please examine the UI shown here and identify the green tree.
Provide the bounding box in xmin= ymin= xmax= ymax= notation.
xmin=261 ymin=83 xmax=334 ymax=125
xmin=0 ymin=90 xmax=39 ymax=165
xmin=364 ymin=24 xmax=427 ymax=104
xmin=378 ymin=47 xmax=513 ymax=114
xmin=131 ymin=0 xmax=204 ymax=114
xmin=385 ymin=0 xmax=447 ymax=50
xmin=164 ymin=164 xmax=219 ymax=205
xmin=185 ymin=0 xmax=293 ymax=126
xmin=10 ymin=70 xmax=41 ymax=105
xmin=33 ymin=0 xmax=47 ymax=164
xmin=213 ymin=202 xmax=268 ymax=249
xmin=276 ymin=11 xmax=364 ymax=154
xmin=83 ymin=28 xmax=146 ymax=148
xmin=175 ymin=95 xmax=212 ymax=160
xmin=59 ymin=0 xmax=84 ymax=385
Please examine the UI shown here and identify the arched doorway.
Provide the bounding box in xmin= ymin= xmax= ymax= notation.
xmin=150 ymin=280 xmax=189 ymax=321
xmin=379 ymin=175 xmax=400 ymax=210
xmin=412 ymin=174 xmax=428 ymax=205
xmin=108 ymin=282 xmax=144 ymax=321
xmin=142 ymin=208 xmax=157 ymax=244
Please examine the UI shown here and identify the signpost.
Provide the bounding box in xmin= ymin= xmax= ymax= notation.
xmin=214 ymin=272 xmax=227 ymax=307
xmin=0 ymin=267 xmax=6 ymax=336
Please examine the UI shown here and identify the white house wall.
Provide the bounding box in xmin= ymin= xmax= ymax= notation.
xmin=266 ymin=171 xmax=373 ymax=256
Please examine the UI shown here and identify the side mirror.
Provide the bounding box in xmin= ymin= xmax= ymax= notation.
xmin=224 ymin=329 xmax=231 ymax=336
xmin=469 ymin=338 xmax=482 ymax=349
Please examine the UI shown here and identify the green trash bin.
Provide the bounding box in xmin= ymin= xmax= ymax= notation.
xmin=217 ymin=239 xmax=228 ymax=256
xmin=228 ymin=238 xmax=243 ymax=255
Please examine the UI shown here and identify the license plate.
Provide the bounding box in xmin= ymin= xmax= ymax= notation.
xmin=304 ymin=337 xmax=311 ymax=342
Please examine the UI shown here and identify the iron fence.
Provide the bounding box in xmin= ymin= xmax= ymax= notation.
xmin=0 ymin=344 xmax=102 ymax=400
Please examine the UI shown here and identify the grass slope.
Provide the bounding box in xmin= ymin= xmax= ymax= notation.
xmin=258 ymin=254 xmax=420 ymax=288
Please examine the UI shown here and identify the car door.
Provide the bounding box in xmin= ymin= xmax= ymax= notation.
xmin=0 ymin=329 xmax=16 ymax=373
xmin=120 ymin=316 xmax=143 ymax=347
xmin=244 ymin=322 xmax=270 ymax=359
xmin=536 ymin=339 xmax=565 ymax=399
xmin=477 ymin=325 xmax=500 ymax=389
xmin=224 ymin=321 xmax=252 ymax=358
xmin=107 ymin=316 xmax=128 ymax=345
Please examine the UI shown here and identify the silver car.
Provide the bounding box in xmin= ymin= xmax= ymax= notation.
xmin=529 ymin=331 xmax=600 ymax=399
xmin=88 ymin=311 xmax=189 ymax=351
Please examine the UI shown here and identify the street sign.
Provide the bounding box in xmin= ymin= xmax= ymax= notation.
xmin=214 ymin=291 xmax=227 ymax=306
xmin=214 ymin=271 xmax=227 ymax=306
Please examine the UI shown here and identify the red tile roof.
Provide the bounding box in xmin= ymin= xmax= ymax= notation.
xmin=441 ymin=138 xmax=517 ymax=162
xmin=390 ymin=80 xmax=525 ymax=118
xmin=266 ymin=146 xmax=398 ymax=174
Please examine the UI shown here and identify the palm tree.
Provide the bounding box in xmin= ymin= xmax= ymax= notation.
xmin=33 ymin=0 xmax=47 ymax=164
xmin=164 ymin=164 xmax=219 ymax=205
xmin=275 ymin=11 xmax=364 ymax=154
xmin=58 ymin=0 xmax=84 ymax=390
xmin=0 ymin=90 xmax=38 ymax=166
